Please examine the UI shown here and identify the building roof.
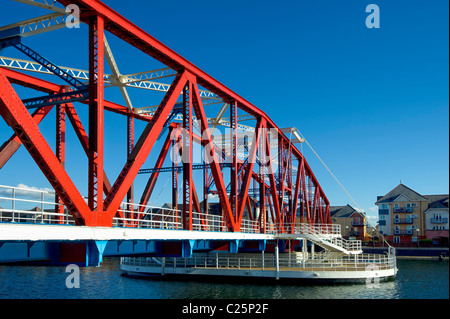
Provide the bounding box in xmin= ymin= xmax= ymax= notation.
xmin=424 ymin=195 xmax=449 ymax=210
xmin=330 ymin=204 xmax=362 ymax=218
xmin=376 ymin=183 xmax=429 ymax=204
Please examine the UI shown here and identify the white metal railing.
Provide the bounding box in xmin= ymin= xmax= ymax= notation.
xmin=113 ymin=202 xmax=182 ymax=229
xmin=121 ymin=252 xmax=397 ymax=273
xmin=240 ymin=219 xmax=260 ymax=234
xmin=327 ymin=237 xmax=362 ymax=252
xmin=294 ymin=223 xmax=341 ymax=236
xmin=0 ymin=184 xmax=350 ymax=243
xmin=192 ymin=211 xmax=226 ymax=232
xmin=0 ymin=184 xmax=72 ymax=224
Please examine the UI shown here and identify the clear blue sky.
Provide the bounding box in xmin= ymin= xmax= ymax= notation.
xmin=0 ymin=0 xmax=448 ymax=226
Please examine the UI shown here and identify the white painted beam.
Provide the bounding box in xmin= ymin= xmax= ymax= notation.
xmin=0 ymin=223 xmax=277 ymax=241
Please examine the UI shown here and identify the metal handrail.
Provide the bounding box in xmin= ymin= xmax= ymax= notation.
xmin=0 ymin=184 xmax=347 ymax=240
xmin=121 ymin=252 xmax=397 ymax=273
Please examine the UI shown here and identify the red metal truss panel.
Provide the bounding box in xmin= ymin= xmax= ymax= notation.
xmin=0 ymin=0 xmax=331 ymax=229
xmin=103 ymin=72 xmax=188 ymax=217
xmin=0 ymin=104 xmax=53 ymax=169
xmin=1 ymin=67 xmax=62 ymax=93
xmin=0 ymin=69 xmax=91 ymax=225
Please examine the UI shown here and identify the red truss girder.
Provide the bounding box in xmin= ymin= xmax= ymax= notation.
xmin=102 ymin=71 xmax=187 ymax=220
xmin=0 ymin=0 xmax=331 ymax=230
xmin=0 ymin=104 xmax=53 ymax=169
xmin=0 ymin=66 xmax=330 ymax=230
xmin=0 ymin=70 xmax=91 ymax=225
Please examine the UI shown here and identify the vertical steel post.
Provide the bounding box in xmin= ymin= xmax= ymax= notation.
xmin=203 ymin=159 xmax=208 ymax=215
xmin=88 ymin=15 xmax=105 ymax=217
xmin=55 ymin=90 xmax=66 ymax=224
xmin=171 ymin=127 xmax=179 ymax=223
xmin=259 ymin=121 xmax=266 ymax=233
xmin=278 ymin=139 xmax=284 ymax=219
xmin=182 ymin=83 xmax=193 ymax=230
xmin=287 ymin=148 xmax=293 ymax=231
xmin=127 ymin=114 xmax=134 ymax=221
xmin=230 ymin=101 xmax=238 ymax=226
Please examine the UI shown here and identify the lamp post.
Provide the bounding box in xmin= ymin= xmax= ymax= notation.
xmin=416 ymin=228 xmax=420 ymax=248
xmin=372 ymin=228 xmax=376 ymax=247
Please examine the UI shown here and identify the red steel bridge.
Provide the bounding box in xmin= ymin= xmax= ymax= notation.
xmin=0 ymin=0 xmax=334 ymax=266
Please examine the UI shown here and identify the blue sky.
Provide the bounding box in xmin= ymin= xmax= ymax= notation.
xmin=0 ymin=0 xmax=448 ymax=226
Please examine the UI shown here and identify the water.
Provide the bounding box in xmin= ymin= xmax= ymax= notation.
xmin=0 ymin=258 xmax=448 ymax=299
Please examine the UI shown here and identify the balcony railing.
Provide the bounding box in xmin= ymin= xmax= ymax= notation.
xmin=430 ymin=218 xmax=448 ymax=224
xmin=393 ymin=207 xmax=413 ymax=213
xmin=394 ymin=229 xmax=413 ymax=235
xmin=351 ymin=220 xmax=365 ymax=226
xmin=393 ymin=218 xmax=414 ymax=224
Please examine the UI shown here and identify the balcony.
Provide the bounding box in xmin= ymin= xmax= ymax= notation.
xmin=394 ymin=207 xmax=413 ymax=213
xmin=394 ymin=229 xmax=413 ymax=235
xmin=351 ymin=220 xmax=365 ymax=226
xmin=394 ymin=218 xmax=414 ymax=224
xmin=430 ymin=218 xmax=448 ymax=224
xmin=379 ymin=209 xmax=389 ymax=215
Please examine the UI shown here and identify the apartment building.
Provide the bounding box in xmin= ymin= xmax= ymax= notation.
xmin=376 ymin=183 xmax=449 ymax=246
xmin=330 ymin=205 xmax=370 ymax=241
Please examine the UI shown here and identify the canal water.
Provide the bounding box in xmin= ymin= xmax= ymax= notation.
xmin=0 ymin=258 xmax=448 ymax=299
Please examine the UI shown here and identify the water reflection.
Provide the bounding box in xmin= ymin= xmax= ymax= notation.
xmin=0 ymin=258 xmax=448 ymax=299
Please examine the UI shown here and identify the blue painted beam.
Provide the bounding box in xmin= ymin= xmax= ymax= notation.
xmin=22 ymin=88 xmax=89 ymax=109
xmin=139 ymin=162 xmax=231 ymax=175
xmin=86 ymin=240 xmax=108 ymax=267
xmin=7 ymin=39 xmax=85 ymax=88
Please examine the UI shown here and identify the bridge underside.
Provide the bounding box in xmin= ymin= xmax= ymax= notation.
xmin=0 ymin=221 xmax=359 ymax=267
xmin=0 ymin=239 xmax=291 ymax=267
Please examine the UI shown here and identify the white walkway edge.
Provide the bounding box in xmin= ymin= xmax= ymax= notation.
xmin=0 ymin=223 xmax=286 ymax=241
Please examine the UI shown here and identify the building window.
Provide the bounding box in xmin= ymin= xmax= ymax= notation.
xmin=394 ymin=204 xmax=399 ymax=209
xmin=380 ymin=204 xmax=388 ymax=210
